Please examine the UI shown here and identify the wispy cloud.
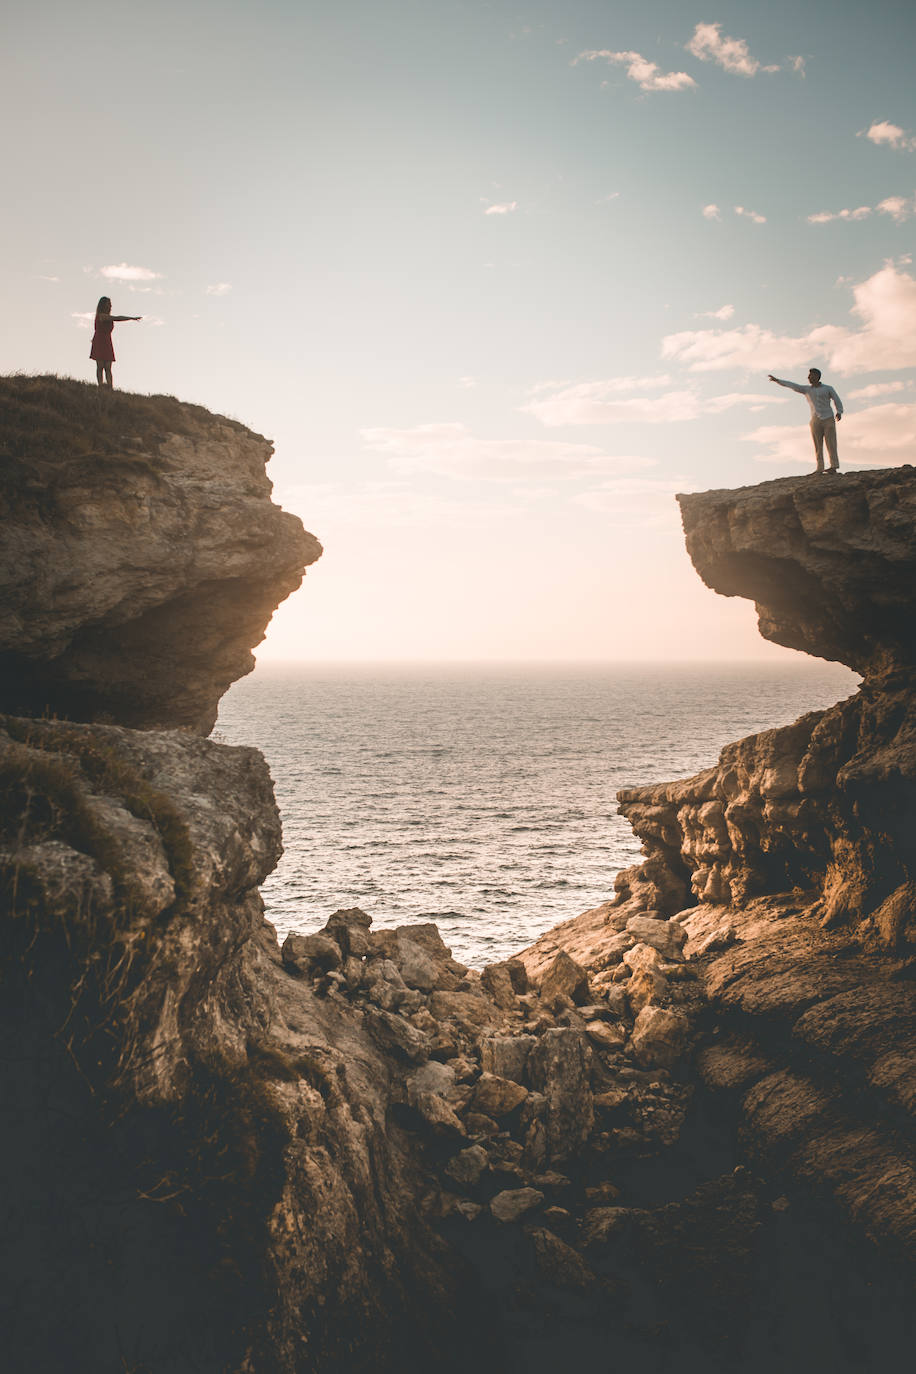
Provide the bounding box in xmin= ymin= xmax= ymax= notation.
xmin=575 ymin=49 xmax=695 ymax=92
xmin=37 ymin=274 xmax=60 ymax=283
xmin=745 ymin=402 xmax=916 ymax=466
xmin=523 ymin=376 xmax=783 ymax=426
xmin=788 ymin=55 xmax=806 ymax=77
xmin=206 ymin=282 xmax=232 ymax=296
xmin=484 ymin=201 xmax=518 ymax=215
xmin=702 ymin=203 xmax=721 ymax=221
xmin=458 ymin=376 xmax=477 ymax=389
xmin=662 ymin=262 xmax=916 ymax=375
xmin=697 ymin=303 xmax=735 ymax=320
xmin=848 ymin=380 xmax=907 ymax=399
xmin=71 ymin=312 xmax=95 ymax=329
xmin=861 ymin=120 xmax=916 ymax=151
xmin=360 ymin=423 xmax=656 ymax=481
xmin=99 ymin=262 xmax=162 ymax=282
xmin=734 ymin=205 xmax=766 ymax=224
xmin=685 ymin=22 xmax=770 ymax=76
xmin=808 ymin=195 xmax=915 ymax=224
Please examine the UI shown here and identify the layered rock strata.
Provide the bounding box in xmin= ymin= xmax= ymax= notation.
xmin=523 ymin=469 xmax=916 ymax=1269
xmin=0 ymin=376 xmax=320 ymax=732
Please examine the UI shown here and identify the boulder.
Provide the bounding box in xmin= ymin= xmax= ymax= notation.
xmin=323 ymin=907 xmax=372 ymax=958
xmin=527 ymin=1028 xmax=594 ymax=1162
xmin=413 ymin=1091 xmax=466 ymax=1138
xmin=472 ymin=1073 xmax=528 ymax=1117
xmin=444 ymin=1145 xmax=489 ymax=1188
xmin=428 ymin=991 xmax=499 ymax=1034
xmin=489 ymin=1188 xmax=544 ymax=1223
xmin=623 ymin=942 xmax=666 ymax=975
xmin=505 ymin=958 xmax=530 ymax=994
xmin=626 ymin=915 xmax=687 ymax=960
xmin=539 ymin=950 xmax=591 ymax=1007
xmin=406 ymin=1060 xmax=456 ymax=1103
xmin=364 ymin=1008 xmax=430 ymax=1063
xmin=480 ymin=962 xmax=518 ymax=1010
xmin=630 ymin=1006 xmax=689 ymax=1069
xmin=626 ymin=968 xmax=669 ymax=1015
xmin=281 ymin=932 xmax=342 ymax=974
xmin=528 ymin=1228 xmax=595 ymax=1289
xmin=394 ymin=937 xmax=440 ymax=993
xmin=479 ymin=1035 xmax=536 ymax=1084
xmin=585 ymin=1020 xmax=627 ymax=1052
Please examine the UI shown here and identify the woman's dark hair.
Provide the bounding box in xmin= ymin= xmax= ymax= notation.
xmin=96 ymin=296 xmax=111 ymax=314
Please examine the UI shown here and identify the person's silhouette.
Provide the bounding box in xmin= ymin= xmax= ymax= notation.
xmin=90 ymin=296 xmax=141 ymax=388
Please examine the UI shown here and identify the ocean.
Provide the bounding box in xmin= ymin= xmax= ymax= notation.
xmin=215 ymin=661 xmax=858 ymax=967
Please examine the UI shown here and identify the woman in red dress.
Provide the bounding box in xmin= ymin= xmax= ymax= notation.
xmin=90 ymin=296 xmax=142 ymax=388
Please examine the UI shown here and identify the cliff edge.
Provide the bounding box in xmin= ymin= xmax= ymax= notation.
xmin=0 ymin=375 xmax=321 ymax=732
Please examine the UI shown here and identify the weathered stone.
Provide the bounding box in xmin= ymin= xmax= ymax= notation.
xmin=489 ymin=1187 xmax=544 ymax=1223
xmin=0 ymin=378 xmax=320 ymax=732
xmin=479 ymin=1035 xmax=536 ymax=1084
xmin=472 ymin=1072 xmax=528 ymax=1117
xmin=394 ymin=937 xmax=440 ymax=993
xmin=324 ymin=907 xmax=372 ymax=958
xmin=505 ymin=958 xmax=530 ymax=994
xmin=623 ymin=942 xmax=666 ymax=975
xmin=627 ymin=968 xmax=668 ymax=1015
xmin=444 ymin=1144 xmax=489 ymax=1188
xmin=413 ymin=1090 xmax=466 ymax=1138
xmin=364 ymin=1007 xmax=430 ymax=1062
xmin=464 ymin=1112 xmax=499 ymax=1137
xmin=630 ymin=1006 xmax=689 ymax=1069
xmin=406 ymin=1060 xmax=456 ymax=1102
xmin=626 ymin=915 xmax=687 ymax=960
xmin=539 ymin=950 xmax=591 ymax=1006
xmin=528 ymin=1228 xmax=595 ymax=1288
xmin=594 ymin=1086 xmax=629 ymax=1113
xmin=585 ymin=1020 xmax=627 ymax=1051
xmin=428 ymin=991 xmax=499 ymax=1034
xmin=527 ymin=1028 xmax=594 ymax=1162
xmin=480 ymin=962 xmax=518 ymax=1010
xmin=281 ymin=932 xmax=342 ymax=973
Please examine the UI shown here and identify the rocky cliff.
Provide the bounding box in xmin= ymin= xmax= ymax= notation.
xmin=0 ymin=375 xmax=321 ymax=732
xmin=3 ymin=391 xmax=915 ymax=1374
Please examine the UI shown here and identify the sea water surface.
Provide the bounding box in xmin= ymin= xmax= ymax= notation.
xmin=216 ymin=661 xmax=858 ymax=966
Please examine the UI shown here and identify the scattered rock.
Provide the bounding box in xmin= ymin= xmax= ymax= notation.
xmin=630 ymin=1006 xmax=689 ymax=1069
xmin=444 ymin=1144 xmax=490 ymax=1188
xmin=406 ymin=1061 xmax=456 ymax=1102
xmin=528 ymin=1028 xmax=594 ymax=1162
xmin=480 ymin=962 xmax=519 ymax=1010
xmin=627 ymin=914 xmax=688 ymax=960
xmin=539 ymin=950 xmax=591 ymax=1007
xmin=480 ymin=1034 xmax=536 ymax=1084
xmin=281 ymin=932 xmax=342 ymax=973
xmin=490 ymin=1187 xmax=544 ymax=1223
xmin=627 ymin=967 xmax=669 ymax=1015
xmin=585 ymin=1020 xmax=627 ymax=1051
xmin=364 ymin=1007 xmax=430 ymax=1062
xmin=323 ymin=907 xmax=372 ymax=958
xmin=413 ymin=1091 xmax=466 ymax=1138
xmin=527 ymin=1227 xmax=594 ymax=1288
xmin=473 ymin=1072 xmax=528 ymax=1117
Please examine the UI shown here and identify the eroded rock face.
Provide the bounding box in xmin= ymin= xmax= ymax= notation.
xmin=677 ymin=468 xmax=916 ymax=676
xmin=0 ymin=378 xmax=320 ymax=731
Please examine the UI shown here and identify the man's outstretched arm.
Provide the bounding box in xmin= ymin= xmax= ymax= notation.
xmin=768 ymin=375 xmax=807 ymax=392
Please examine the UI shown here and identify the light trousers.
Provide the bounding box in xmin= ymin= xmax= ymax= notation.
xmin=810 ymin=415 xmax=839 ymax=469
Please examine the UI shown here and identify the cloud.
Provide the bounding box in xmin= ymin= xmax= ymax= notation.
xmin=38 ymin=274 xmax=60 ymax=283
xmin=280 ymin=479 xmax=505 ymax=530
xmin=744 ymin=402 xmax=916 ymax=467
xmin=734 ymin=205 xmax=767 ymax=224
xmin=523 ymin=377 xmax=784 ymax=426
xmin=702 ymin=203 xmax=721 ymax=221
xmin=360 ymin=423 xmax=656 ymax=481
xmin=71 ymin=312 xmax=95 ymax=329
xmin=206 ymin=282 xmax=232 ymax=296
xmin=571 ymin=476 xmax=699 ymax=528
xmin=576 ymin=49 xmax=696 ymax=92
xmin=686 ymin=22 xmax=764 ymax=76
xmin=807 ymin=206 xmax=873 ymax=224
xmin=789 ymin=55 xmax=806 ymax=77
xmin=698 ymin=304 xmax=735 ymax=320
xmin=458 ymin=376 xmax=477 ymax=389
xmin=662 ymin=263 xmax=916 ymax=375
xmin=808 ymin=196 xmax=915 ymax=225
xmin=848 ymin=380 xmax=906 ymax=399
xmin=99 ymin=263 xmax=162 ymax=282
xmin=861 ymin=120 xmax=916 ymax=151
xmin=484 ymin=201 xmax=518 ymax=215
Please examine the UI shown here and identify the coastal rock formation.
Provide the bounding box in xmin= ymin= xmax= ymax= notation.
xmin=0 ymin=376 xmax=320 ymax=732
xmin=523 ymin=468 xmax=916 ymax=1273
xmin=4 ymin=383 xmax=915 ymax=1374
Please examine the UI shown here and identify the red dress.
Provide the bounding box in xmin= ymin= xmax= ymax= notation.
xmin=90 ymin=316 xmax=115 ymax=363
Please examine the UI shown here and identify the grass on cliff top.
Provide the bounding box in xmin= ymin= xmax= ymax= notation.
xmin=0 ymin=373 xmax=267 ymax=467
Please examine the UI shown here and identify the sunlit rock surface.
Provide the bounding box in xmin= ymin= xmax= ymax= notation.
xmin=0 ymin=376 xmax=320 ymax=732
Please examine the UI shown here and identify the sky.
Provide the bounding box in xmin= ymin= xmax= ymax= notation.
xmin=4 ymin=0 xmax=916 ymax=662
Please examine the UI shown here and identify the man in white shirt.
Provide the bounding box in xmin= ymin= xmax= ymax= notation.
xmin=768 ymin=368 xmax=844 ymax=474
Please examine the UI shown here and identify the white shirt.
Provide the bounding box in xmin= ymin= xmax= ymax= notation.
xmin=773 ymin=377 xmax=843 ymax=420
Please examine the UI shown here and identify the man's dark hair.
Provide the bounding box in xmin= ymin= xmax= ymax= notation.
xmin=809 ymin=367 xmax=822 ymax=381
